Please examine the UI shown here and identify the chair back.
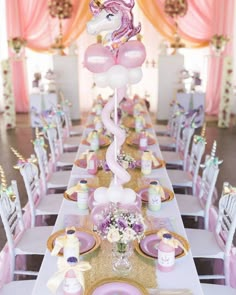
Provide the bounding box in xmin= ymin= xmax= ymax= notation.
xmin=188 ymin=135 xmax=206 ymax=194
xmin=52 ymin=111 xmax=66 ymax=153
xmin=178 ymin=113 xmax=197 ymax=169
xmin=33 ymin=140 xmax=50 ymax=193
xmin=45 ymin=126 xmax=61 ymax=166
xmin=0 ymin=181 xmax=24 ymax=279
xmin=215 ymin=186 xmax=236 ymax=285
xmin=19 ymin=162 xmax=41 ymax=228
xmin=198 ymin=155 xmax=220 ymax=229
xmin=170 ymin=112 xmax=185 ymax=152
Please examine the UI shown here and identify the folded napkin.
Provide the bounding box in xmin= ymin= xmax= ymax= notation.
xmin=148 ymin=289 xmax=193 ymax=295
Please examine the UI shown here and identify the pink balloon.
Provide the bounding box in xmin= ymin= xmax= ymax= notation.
xmin=84 ymin=43 xmax=115 ymax=73
xmin=117 ymin=40 xmax=146 ymax=69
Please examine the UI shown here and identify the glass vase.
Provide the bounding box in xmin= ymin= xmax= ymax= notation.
xmin=112 ymin=242 xmax=132 ymax=276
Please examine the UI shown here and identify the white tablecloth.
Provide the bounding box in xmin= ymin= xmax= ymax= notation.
xmin=32 ymin=110 xmax=203 ymax=295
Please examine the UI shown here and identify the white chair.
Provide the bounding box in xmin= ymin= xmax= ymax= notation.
xmin=33 ymin=138 xmax=71 ymax=192
xmin=45 ymin=126 xmax=77 ymax=170
xmin=0 ymin=181 xmax=53 ymax=280
xmin=19 ymin=161 xmax=63 ymax=227
xmin=167 ymin=135 xmax=206 ymax=195
xmin=1 ymin=280 xmax=35 ymax=295
xmin=62 ymin=102 xmax=83 ymax=137
xmin=52 ymin=109 xmax=81 ymax=151
xmin=186 ymin=187 xmax=236 ymax=285
xmin=154 ymin=100 xmax=177 ymax=136
xmin=156 ymin=111 xmax=185 ymax=151
xmin=161 ymin=120 xmax=195 ymax=170
xmin=176 ymin=153 xmax=220 ymax=229
xmin=201 ymin=283 xmax=236 ymax=294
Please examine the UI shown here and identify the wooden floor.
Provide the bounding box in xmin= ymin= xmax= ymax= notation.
xmin=0 ymin=112 xmax=236 ymax=283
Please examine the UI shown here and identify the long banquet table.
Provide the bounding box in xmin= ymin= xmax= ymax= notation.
xmin=32 ymin=105 xmax=204 ymax=294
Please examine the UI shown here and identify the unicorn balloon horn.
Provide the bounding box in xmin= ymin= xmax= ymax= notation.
xmin=10 ymin=147 xmax=26 ymax=162
xmin=0 ymin=165 xmax=7 ymax=191
xmin=200 ymin=122 xmax=206 ymax=138
xmin=210 ymin=140 xmax=217 ymax=159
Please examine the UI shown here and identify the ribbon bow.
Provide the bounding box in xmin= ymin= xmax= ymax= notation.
xmin=200 ymin=156 xmax=223 ymax=169
xmin=13 ymin=155 xmax=37 ymax=170
xmin=157 ymin=228 xmax=188 ymax=254
xmin=150 ymin=182 xmax=165 ymax=200
xmin=87 ymin=130 xmax=98 ymax=144
xmin=51 ymin=227 xmax=80 ymax=257
xmin=47 ymin=257 xmax=91 ymax=294
xmin=150 ymin=152 xmax=160 ymax=168
xmin=193 ymin=135 xmax=206 ymax=144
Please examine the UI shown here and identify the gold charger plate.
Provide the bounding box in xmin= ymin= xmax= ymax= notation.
xmin=136 ymin=186 xmax=174 ymax=203
xmin=126 ymin=135 xmax=156 ymax=147
xmin=134 ymin=230 xmax=190 ymax=260
xmin=47 ymin=227 xmax=101 ymax=256
xmin=82 ymin=135 xmax=111 ymax=148
xmin=85 ymin=277 xmax=149 ymax=295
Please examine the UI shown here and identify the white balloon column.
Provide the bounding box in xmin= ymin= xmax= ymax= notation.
xmin=84 ymin=0 xmax=146 ymax=205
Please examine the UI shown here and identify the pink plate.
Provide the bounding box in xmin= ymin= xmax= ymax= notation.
xmin=140 ymin=234 xmax=183 ymax=259
xmin=53 ymin=231 xmax=96 ymax=256
xmin=74 ymin=158 xmax=87 ymax=169
xmin=90 ymin=282 xmax=144 ymax=295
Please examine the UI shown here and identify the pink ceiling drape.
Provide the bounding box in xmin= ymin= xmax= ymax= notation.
xmin=5 ymin=0 xmax=235 ymax=114
xmin=6 ymin=0 xmax=91 ymax=112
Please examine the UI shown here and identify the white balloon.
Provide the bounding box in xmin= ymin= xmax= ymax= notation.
xmin=123 ymin=188 xmax=137 ymax=203
xmin=94 ymin=72 xmax=109 ymax=88
xmin=107 ymin=184 xmax=123 ymax=203
xmin=107 ymin=65 xmax=128 ymax=89
xmin=94 ymin=187 xmax=109 ymax=203
xmin=128 ymin=67 xmax=143 ymax=84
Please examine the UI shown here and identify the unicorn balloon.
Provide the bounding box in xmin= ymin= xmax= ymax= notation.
xmin=85 ymin=0 xmax=145 ymax=206
xmin=87 ymin=0 xmax=141 ymax=51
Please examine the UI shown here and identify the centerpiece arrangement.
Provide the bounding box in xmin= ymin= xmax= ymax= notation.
xmin=84 ymin=0 xmax=146 ymax=206
xmin=94 ymin=204 xmax=146 ymax=275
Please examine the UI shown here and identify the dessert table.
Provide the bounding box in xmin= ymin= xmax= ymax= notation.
xmin=32 ymin=104 xmax=204 ymax=295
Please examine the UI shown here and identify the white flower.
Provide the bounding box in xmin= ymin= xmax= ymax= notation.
xmin=107 ymin=228 xmax=120 ymax=243
xmin=122 ymin=227 xmax=136 ymax=243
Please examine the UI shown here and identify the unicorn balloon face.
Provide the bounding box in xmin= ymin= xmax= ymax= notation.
xmin=87 ymin=0 xmax=141 ymax=51
xmin=87 ymin=9 xmax=122 ymax=36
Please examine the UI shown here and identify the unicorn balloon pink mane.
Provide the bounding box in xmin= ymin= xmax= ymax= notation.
xmin=88 ymin=0 xmax=141 ymax=51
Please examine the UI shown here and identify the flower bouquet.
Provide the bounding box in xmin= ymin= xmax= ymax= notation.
xmin=95 ymin=204 xmax=146 ymax=274
xmin=8 ymin=37 xmax=26 ymax=55
xmin=210 ymin=34 xmax=230 ymax=56
xmin=117 ymin=152 xmax=136 ymax=169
